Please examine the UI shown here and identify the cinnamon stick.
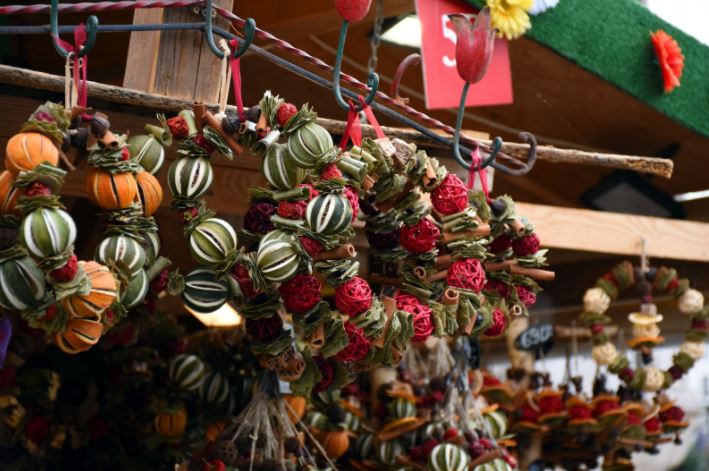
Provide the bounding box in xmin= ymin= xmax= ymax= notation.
xmin=372 ymin=297 xmax=397 ymax=348
xmin=363 ymin=175 xmax=376 ymax=192
xmin=193 ymin=103 xmax=206 ymax=131
xmin=510 ymin=218 xmax=525 ymax=236
xmin=202 ymin=111 xmax=245 ymax=155
xmin=370 ymin=274 xmax=402 ymax=286
xmin=308 ymin=324 xmax=325 ymax=348
xmin=313 ymin=244 xmax=356 ymax=262
xmin=98 ymin=130 xmax=119 ymax=149
xmin=469 ymin=449 xmax=502 ymax=469
xmin=426 ymin=270 xmax=448 ymax=283
xmin=413 ymin=266 xmax=427 ymax=280
xmin=434 ymin=254 xmax=453 ymax=271
xmin=509 ymin=264 xmax=556 ymax=281
xmin=441 ymin=224 xmax=491 ymax=243
xmin=256 ymin=110 xmax=268 ymax=135
xmin=443 ymin=288 xmax=459 ymax=306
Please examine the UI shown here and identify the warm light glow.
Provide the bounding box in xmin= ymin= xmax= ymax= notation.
xmin=185 ymin=303 xmax=242 ymax=327
xmin=381 ymin=15 xmax=422 ymax=49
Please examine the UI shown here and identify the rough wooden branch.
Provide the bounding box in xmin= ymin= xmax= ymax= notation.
xmin=0 ymin=65 xmax=673 ymax=177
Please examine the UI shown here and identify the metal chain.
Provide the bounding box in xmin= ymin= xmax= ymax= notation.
xmin=367 ymin=0 xmax=384 ymax=75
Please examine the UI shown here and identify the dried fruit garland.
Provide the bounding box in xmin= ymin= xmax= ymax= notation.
xmin=0 ymin=102 xmax=170 ymax=354
xmin=580 ymin=261 xmax=707 ymax=392
xmin=164 ymin=92 xmax=550 ymax=395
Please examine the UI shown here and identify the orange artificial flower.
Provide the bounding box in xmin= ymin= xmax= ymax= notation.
xmin=650 ymin=30 xmax=685 ymax=93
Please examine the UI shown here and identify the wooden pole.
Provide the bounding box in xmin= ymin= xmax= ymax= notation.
xmin=0 ymin=65 xmax=673 ymax=178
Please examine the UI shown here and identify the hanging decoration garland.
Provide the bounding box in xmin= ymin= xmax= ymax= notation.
xmin=579 ymin=261 xmax=707 ymax=392
xmin=0 ymin=101 xmax=171 ymax=355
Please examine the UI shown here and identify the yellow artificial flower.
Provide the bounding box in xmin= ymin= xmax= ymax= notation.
xmin=487 ymin=0 xmax=533 ymax=40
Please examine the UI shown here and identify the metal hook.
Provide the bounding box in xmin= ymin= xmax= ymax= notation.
xmin=50 ymin=0 xmax=98 ymax=58
xmin=204 ymin=0 xmax=255 ymax=59
xmin=333 ymin=20 xmax=379 ymax=112
xmin=452 ymin=81 xmax=539 ymax=176
xmin=390 ymin=53 xmax=420 ymax=105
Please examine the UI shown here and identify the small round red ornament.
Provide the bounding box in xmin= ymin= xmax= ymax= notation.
xmin=400 ymin=218 xmax=440 ymax=254
xmin=447 ymin=258 xmax=485 ymax=292
xmin=279 ymin=273 xmax=321 ymax=314
xmin=335 ymin=322 xmax=371 ymax=363
xmin=335 ymin=276 xmax=373 ymax=316
xmin=430 ymin=174 xmax=468 ymax=215
xmin=512 ymin=233 xmax=540 ymax=256
xmin=484 ymin=308 xmax=507 ymax=337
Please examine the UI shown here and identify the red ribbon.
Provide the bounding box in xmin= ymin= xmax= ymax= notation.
xmin=467 ymin=146 xmax=491 ymax=201
xmin=340 ymin=96 xmax=384 ymax=149
xmin=340 ymin=101 xmax=362 ymax=149
xmin=228 ymin=39 xmax=245 ymax=120
xmin=54 ymin=24 xmax=88 ymax=107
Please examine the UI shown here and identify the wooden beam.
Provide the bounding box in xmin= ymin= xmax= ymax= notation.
xmin=0 ymin=65 xmax=674 ymax=178
xmin=517 ymin=202 xmax=709 ymax=262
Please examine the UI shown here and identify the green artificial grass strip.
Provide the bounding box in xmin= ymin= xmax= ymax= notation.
xmin=467 ymin=0 xmax=709 ymax=137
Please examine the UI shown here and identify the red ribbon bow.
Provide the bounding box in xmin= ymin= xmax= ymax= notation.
xmin=54 ymin=24 xmax=89 ymax=107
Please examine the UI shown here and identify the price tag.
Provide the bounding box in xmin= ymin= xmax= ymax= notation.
xmin=415 ymin=0 xmax=513 ymax=109
xmin=515 ymin=323 xmax=554 ymax=358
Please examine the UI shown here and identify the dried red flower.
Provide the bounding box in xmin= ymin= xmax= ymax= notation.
xmin=335 ymin=322 xmax=371 ymax=363
xmin=483 ymin=308 xmax=507 ymax=337
xmin=166 ymin=116 xmax=189 ymax=139
xmin=651 ymin=30 xmax=684 ymax=93
xmin=121 ymin=147 xmax=131 ymax=161
xmin=243 ymin=201 xmax=276 ymax=234
xmin=279 ymin=273 xmax=321 ymax=313
xmin=447 ymin=258 xmax=486 ymax=292
xmin=669 ymin=365 xmax=685 ymax=381
xmin=180 ymin=207 xmax=199 ymax=225
xmin=313 ymin=356 xmax=334 ymax=392
xmin=149 ymin=269 xmax=170 ymax=294
xmin=300 ymin=183 xmax=319 ymax=200
xmin=484 ymin=279 xmax=510 ymax=298
xmin=276 ymin=102 xmax=298 ymax=127
xmin=431 ymin=174 xmax=468 ymax=215
xmin=25 ymin=416 xmax=50 ymax=443
xmin=50 ymin=254 xmax=78 ymax=282
xmin=660 ymin=405 xmax=685 ymax=423
xmin=344 ymin=186 xmax=359 ymax=221
xmin=519 ymin=405 xmax=539 ymax=422
xmin=320 ymin=163 xmax=343 ymax=180
xmin=569 ymin=405 xmax=593 ymax=420
xmin=26 ymin=182 xmax=52 ymax=197
xmin=231 ymin=263 xmax=258 ymax=299
xmin=488 ymin=234 xmax=512 ymax=253
xmin=193 ymin=134 xmax=215 ymax=154
xmin=246 ymin=315 xmax=284 ymax=342
xmin=516 ymin=285 xmax=537 ymax=307
xmin=34 ymin=111 xmax=55 ymax=123
xmin=512 ymin=233 xmax=540 ymax=256
xmin=450 ymin=8 xmax=495 ymax=84
xmin=400 ymin=218 xmax=440 ymax=254
xmin=299 ymin=236 xmax=323 ymax=257
xmin=538 ymin=394 xmax=564 ymax=414
xmin=366 ymin=228 xmax=400 ymax=250
xmin=277 ymin=199 xmax=307 ymax=219
xmin=335 ymin=276 xmax=373 ymax=315
xmin=644 ymin=417 xmax=662 ymax=433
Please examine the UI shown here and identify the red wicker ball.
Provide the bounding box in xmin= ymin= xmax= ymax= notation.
xmin=335 ymin=276 xmax=373 ymax=316
xmin=279 ymin=273 xmax=321 ymax=313
xmin=447 ymin=258 xmax=486 ymax=292
xmin=400 ymin=218 xmax=440 ymax=254
xmin=431 ymin=174 xmax=468 ymax=215
xmin=335 ymin=322 xmax=371 ymax=363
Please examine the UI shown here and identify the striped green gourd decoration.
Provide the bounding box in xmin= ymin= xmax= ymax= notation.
xmin=355 ymin=432 xmax=375 ymax=460
xmin=256 ymin=230 xmax=299 ymax=282
xmin=420 ymin=421 xmax=447 ymax=442
xmin=167 ymin=156 xmax=213 ymax=199
xmin=189 ymin=218 xmax=237 ymax=265
xmin=120 ymin=268 xmax=148 ymax=309
xmin=376 ymin=439 xmax=403 ymax=465
xmin=428 ymin=443 xmax=470 ymax=471
xmin=199 ymin=371 xmax=230 ymax=404
xmin=0 ymin=256 xmax=46 ymax=310
xmin=262 ymin=143 xmax=305 ymax=190
xmin=344 ymin=411 xmax=361 ymax=432
xmin=182 ymin=267 xmax=230 ymax=314
xmin=287 ymin=121 xmax=333 ymax=169
xmin=95 ymin=235 xmax=146 ymax=277
xmin=305 ymin=193 xmax=352 ymax=235
xmin=473 ymin=459 xmax=512 ymax=471
xmin=20 ymin=207 xmax=76 ymax=259
xmin=303 ymin=411 xmax=327 ymax=430
xmin=168 ymin=354 xmax=206 ymax=391
xmin=140 ymin=231 xmax=161 ymax=266
xmin=484 ymin=410 xmax=508 ymax=438
xmin=128 ymin=134 xmax=165 ymax=174
xmin=388 ymin=398 xmax=416 ymax=420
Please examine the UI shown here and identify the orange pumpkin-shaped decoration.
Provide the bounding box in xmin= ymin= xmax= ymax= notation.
xmin=319 ymin=429 xmax=349 ymax=459
xmin=5 ymin=132 xmax=59 ymax=175
xmin=0 ymin=171 xmax=24 ymax=215
xmin=154 ymin=407 xmax=188 ymax=437
xmin=284 ymin=395 xmax=307 ymax=424
xmin=85 ymin=168 xmax=138 ymax=210
xmin=204 ymin=420 xmax=226 ymax=442
xmin=54 ymin=317 xmax=103 ymax=354
xmin=61 ymin=261 xmax=117 ymax=319
xmin=135 ymin=170 xmax=163 ymax=217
